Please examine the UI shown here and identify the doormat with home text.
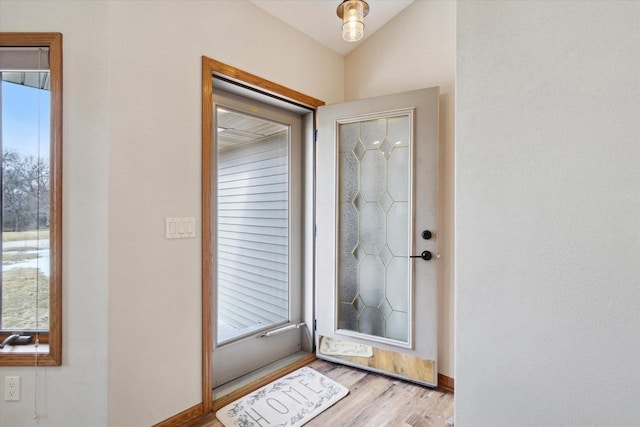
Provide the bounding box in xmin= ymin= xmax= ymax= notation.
xmin=216 ymin=367 xmax=349 ymax=427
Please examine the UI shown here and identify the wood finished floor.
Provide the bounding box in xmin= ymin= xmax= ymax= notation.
xmin=195 ymin=359 xmax=454 ymax=427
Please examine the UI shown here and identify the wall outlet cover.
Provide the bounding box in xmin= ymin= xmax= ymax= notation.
xmin=4 ymin=376 xmax=20 ymax=401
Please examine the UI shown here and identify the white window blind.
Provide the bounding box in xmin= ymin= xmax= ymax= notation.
xmin=0 ymin=47 xmax=50 ymax=90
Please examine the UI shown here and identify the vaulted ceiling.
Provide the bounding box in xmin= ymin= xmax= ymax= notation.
xmin=249 ymin=0 xmax=415 ymax=56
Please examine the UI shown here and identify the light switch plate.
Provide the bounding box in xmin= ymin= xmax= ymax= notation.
xmin=166 ymin=217 xmax=196 ymax=239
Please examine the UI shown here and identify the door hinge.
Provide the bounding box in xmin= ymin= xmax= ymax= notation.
xmin=314 ymin=319 xmax=317 ymax=331
xmin=314 ymin=129 xmax=318 ymax=142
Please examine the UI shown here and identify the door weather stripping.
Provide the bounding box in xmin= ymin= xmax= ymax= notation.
xmin=259 ymin=323 xmax=306 ymax=338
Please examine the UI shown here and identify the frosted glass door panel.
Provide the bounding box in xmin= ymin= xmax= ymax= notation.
xmin=337 ymin=113 xmax=412 ymax=343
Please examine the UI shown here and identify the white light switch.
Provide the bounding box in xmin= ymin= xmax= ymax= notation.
xmin=166 ymin=217 xmax=196 ymax=239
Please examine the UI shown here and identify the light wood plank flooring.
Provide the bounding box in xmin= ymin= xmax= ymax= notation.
xmin=194 ymin=359 xmax=454 ymax=427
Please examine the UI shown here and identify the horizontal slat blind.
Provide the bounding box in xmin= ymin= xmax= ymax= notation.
xmin=0 ymin=47 xmax=50 ymax=70
xmin=0 ymin=47 xmax=51 ymax=91
xmin=217 ymin=133 xmax=289 ymax=333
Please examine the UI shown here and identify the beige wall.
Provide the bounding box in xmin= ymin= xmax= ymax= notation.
xmin=1 ymin=1 xmax=344 ymax=426
xmin=108 ymin=1 xmax=343 ymax=425
xmin=0 ymin=1 xmax=459 ymax=425
xmin=0 ymin=1 xmax=110 ymax=426
xmin=456 ymin=1 xmax=640 ymax=425
xmin=345 ymin=0 xmax=456 ymax=377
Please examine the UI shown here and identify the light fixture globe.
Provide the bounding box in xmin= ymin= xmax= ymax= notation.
xmin=337 ymin=0 xmax=370 ymax=42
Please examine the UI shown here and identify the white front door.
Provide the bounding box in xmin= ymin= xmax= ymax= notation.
xmin=315 ymin=88 xmax=439 ymax=386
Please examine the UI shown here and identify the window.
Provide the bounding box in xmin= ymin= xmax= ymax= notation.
xmin=0 ymin=33 xmax=62 ymax=366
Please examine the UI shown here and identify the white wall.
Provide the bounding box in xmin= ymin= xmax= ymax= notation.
xmin=1 ymin=1 xmax=344 ymax=426
xmin=456 ymin=1 xmax=640 ymax=425
xmin=0 ymin=1 xmax=110 ymax=426
xmin=345 ymin=0 xmax=456 ymax=378
xmin=108 ymin=1 xmax=343 ymax=425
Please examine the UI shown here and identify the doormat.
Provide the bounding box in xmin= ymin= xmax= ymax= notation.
xmin=216 ymin=367 xmax=349 ymax=427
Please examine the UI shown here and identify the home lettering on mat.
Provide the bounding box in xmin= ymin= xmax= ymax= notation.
xmin=243 ymin=379 xmax=323 ymax=426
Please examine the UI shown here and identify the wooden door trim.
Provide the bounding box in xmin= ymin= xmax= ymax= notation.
xmin=203 ymin=57 xmax=325 ymax=109
xmin=201 ymin=56 xmax=324 ymax=416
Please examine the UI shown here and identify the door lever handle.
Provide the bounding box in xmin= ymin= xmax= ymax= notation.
xmin=409 ymin=250 xmax=432 ymax=261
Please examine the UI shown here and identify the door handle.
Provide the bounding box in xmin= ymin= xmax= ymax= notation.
xmin=409 ymin=250 xmax=432 ymax=261
xmin=258 ymin=323 xmax=306 ymax=338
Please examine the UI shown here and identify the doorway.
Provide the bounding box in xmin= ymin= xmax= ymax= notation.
xmin=201 ymin=57 xmax=440 ymax=413
xmin=201 ymin=57 xmax=324 ymax=411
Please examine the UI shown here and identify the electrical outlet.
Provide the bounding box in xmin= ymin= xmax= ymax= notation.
xmin=4 ymin=376 xmax=20 ymax=401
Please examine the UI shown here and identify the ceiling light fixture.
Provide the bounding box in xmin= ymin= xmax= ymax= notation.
xmin=337 ymin=0 xmax=369 ymax=42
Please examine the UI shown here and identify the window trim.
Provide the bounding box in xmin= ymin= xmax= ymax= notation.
xmin=0 ymin=32 xmax=62 ymax=366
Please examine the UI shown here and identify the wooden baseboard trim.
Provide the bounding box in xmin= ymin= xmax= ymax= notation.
xmin=438 ymin=373 xmax=454 ymax=393
xmin=212 ymin=353 xmax=317 ymax=411
xmin=153 ymin=354 xmax=316 ymax=426
xmin=153 ymin=403 xmax=204 ymax=427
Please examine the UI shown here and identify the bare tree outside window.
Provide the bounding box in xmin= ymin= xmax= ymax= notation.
xmin=1 ymin=149 xmax=50 ymax=330
xmin=3 ymin=149 xmax=50 ymax=232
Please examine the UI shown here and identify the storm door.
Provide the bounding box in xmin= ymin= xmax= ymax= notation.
xmin=211 ymin=89 xmax=304 ymax=387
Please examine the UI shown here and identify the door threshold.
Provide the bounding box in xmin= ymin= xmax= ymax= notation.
xmin=212 ymin=351 xmax=315 ymax=411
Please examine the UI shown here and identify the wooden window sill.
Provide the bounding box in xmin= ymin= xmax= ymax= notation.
xmin=0 ymin=344 xmax=60 ymax=366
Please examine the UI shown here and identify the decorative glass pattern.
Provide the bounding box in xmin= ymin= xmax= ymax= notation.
xmin=337 ymin=114 xmax=412 ymax=342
